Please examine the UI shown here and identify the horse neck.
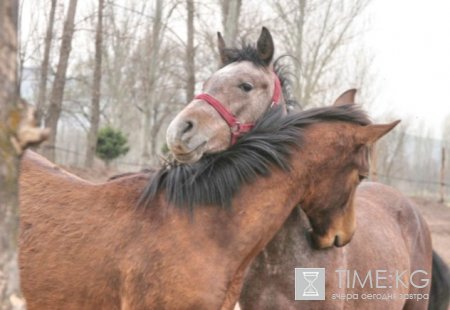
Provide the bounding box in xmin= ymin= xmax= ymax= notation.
xmin=217 ymin=155 xmax=311 ymax=259
xmin=198 ymin=162 xmax=309 ymax=309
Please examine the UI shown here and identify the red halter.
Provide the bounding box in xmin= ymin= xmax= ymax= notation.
xmin=194 ymin=73 xmax=282 ymax=145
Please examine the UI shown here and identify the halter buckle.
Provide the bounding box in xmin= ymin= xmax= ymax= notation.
xmin=230 ymin=122 xmax=241 ymax=133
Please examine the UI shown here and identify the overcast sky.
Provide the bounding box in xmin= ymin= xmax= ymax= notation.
xmin=20 ymin=0 xmax=450 ymax=139
xmin=364 ymin=0 xmax=450 ymax=138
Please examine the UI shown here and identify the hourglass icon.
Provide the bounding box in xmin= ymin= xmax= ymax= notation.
xmin=302 ymin=271 xmax=319 ymax=297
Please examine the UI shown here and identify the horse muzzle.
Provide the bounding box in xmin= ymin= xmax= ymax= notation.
xmin=166 ymin=117 xmax=208 ymax=163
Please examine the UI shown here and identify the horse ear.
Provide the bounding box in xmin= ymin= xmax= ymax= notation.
xmin=357 ymin=120 xmax=401 ymax=145
xmin=333 ymin=89 xmax=357 ymax=106
xmin=217 ymin=32 xmax=229 ymax=65
xmin=256 ymin=27 xmax=274 ymax=65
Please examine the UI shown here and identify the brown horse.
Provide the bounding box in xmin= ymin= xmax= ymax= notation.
xmin=239 ymin=183 xmax=433 ymax=310
xmin=166 ymin=29 xmax=437 ymax=309
xmin=239 ymin=97 xmax=445 ymax=310
xmin=19 ymin=102 xmax=396 ymax=309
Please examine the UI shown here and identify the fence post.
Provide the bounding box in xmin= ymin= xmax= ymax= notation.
xmin=370 ymin=144 xmax=378 ymax=182
xmin=439 ymin=147 xmax=446 ymax=203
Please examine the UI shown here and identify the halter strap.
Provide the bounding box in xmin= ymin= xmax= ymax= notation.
xmin=194 ymin=73 xmax=282 ymax=145
xmin=271 ymin=73 xmax=282 ymax=107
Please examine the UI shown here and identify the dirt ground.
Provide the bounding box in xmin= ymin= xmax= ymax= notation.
xmin=412 ymin=197 xmax=450 ymax=265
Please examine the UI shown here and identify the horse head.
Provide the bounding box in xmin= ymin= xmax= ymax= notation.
xmin=166 ymin=27 xmax=285 ymax=163
xmin=296 ymin=105 xmax=399 ymax=248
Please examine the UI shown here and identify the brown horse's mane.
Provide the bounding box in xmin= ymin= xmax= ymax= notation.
xmin=139 ymin=104 xmax=370 ymax=210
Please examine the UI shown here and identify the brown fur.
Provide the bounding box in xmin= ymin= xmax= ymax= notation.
xmin=20 ymin=115 xmax=393 ymax=309
xmin=240 ymin=182 xmax=432 ymax=309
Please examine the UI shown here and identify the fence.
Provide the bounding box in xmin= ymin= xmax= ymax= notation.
xmin=370 ymin=131 xmax=450 ymax=203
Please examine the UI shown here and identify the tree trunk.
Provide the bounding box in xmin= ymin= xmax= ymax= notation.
xmin=0 ymin=1 xmax=25 ymax=308
xmin=369 ymin=144 xmax=378 ymax=182
xmin=185 ymin=0 xmax=195 ymax=102
xmin=35 ymin=0 xmax=57 ymax=125
xmin=220 ymin=0 xmax=241 ymax=46
xmin=43 ymin=0 xmax=78 ymax=161
xmin=141 ymin=0 xmax=162 ymax=163
xmin=294 ymin=0 xmax=306 ymax=107
xmin=85 ymin=0 xmax=104 ymax=167
xmin=439 ymin=147 xmax=446 ymax=203
xmin=141 ymin=108 xmax=154 ymax=164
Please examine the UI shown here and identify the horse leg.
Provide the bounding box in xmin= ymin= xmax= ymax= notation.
xmin=220 ymin=268 xmax=246 ymax=310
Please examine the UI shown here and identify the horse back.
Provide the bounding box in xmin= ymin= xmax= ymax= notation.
xmin=356 ymin=182 xmax=432 ymax=260
xmin=21 ymin=150 xmax=92 ymax=184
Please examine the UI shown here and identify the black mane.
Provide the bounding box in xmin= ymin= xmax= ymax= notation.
xmin=222 ymin=44 xmax=267 ymax=67
xmin=139 ymin=104 xmax=370 ymax=210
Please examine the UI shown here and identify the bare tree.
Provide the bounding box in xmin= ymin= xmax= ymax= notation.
xmin=442 ymin=115 xmax=450 ymax=200
xmin=443 ymin=114 xmax=450 ymax=147
xmin=220 ymin=0 xmax=241 ymax=45
xmin=0 ymin=3 xmax=24 ymax=308
xmin=272 ymin=0 xmax=370 ymax=108
xmin=185 ymin=0 xmax=195 ymax=102
xmin=0 ymin=3 xmax=23 ymax=307
xmin=0 ymin=1 xmax=47 ymax=308
xmin=439 ymin=147 xmax=446 ymax=203
xmin=43 ymin=0 xmax=78 ymax=161
xmin=139 ymin=0 xmax=163 ymax=164
xmin=36 ymin=0 xmax=57 ymax=124
xmin=18 ymin=0 xmax=375 ymax=170
xmin=129 ymin=0 xmax=183 ymax=165
xmin=101 ymin=1 xmax=142 ymax=130
xmin=85 ymin=0 xmax=104 ymax=167
xmin=376 ymin=128 xmax=407 ymax=179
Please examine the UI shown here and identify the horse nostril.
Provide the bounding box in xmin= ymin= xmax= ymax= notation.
xmin=181 ymin=120 xmax=194 ymax=134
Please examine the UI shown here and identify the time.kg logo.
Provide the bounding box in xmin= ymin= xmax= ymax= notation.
xmin=295 ymin=268 xmax=326 ymax=300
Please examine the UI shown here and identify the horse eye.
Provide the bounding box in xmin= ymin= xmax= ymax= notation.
xmin=359 ymin=174 xmax=367 ymax=182
xmin=239 ymin=82 xmax=253 ymax=92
